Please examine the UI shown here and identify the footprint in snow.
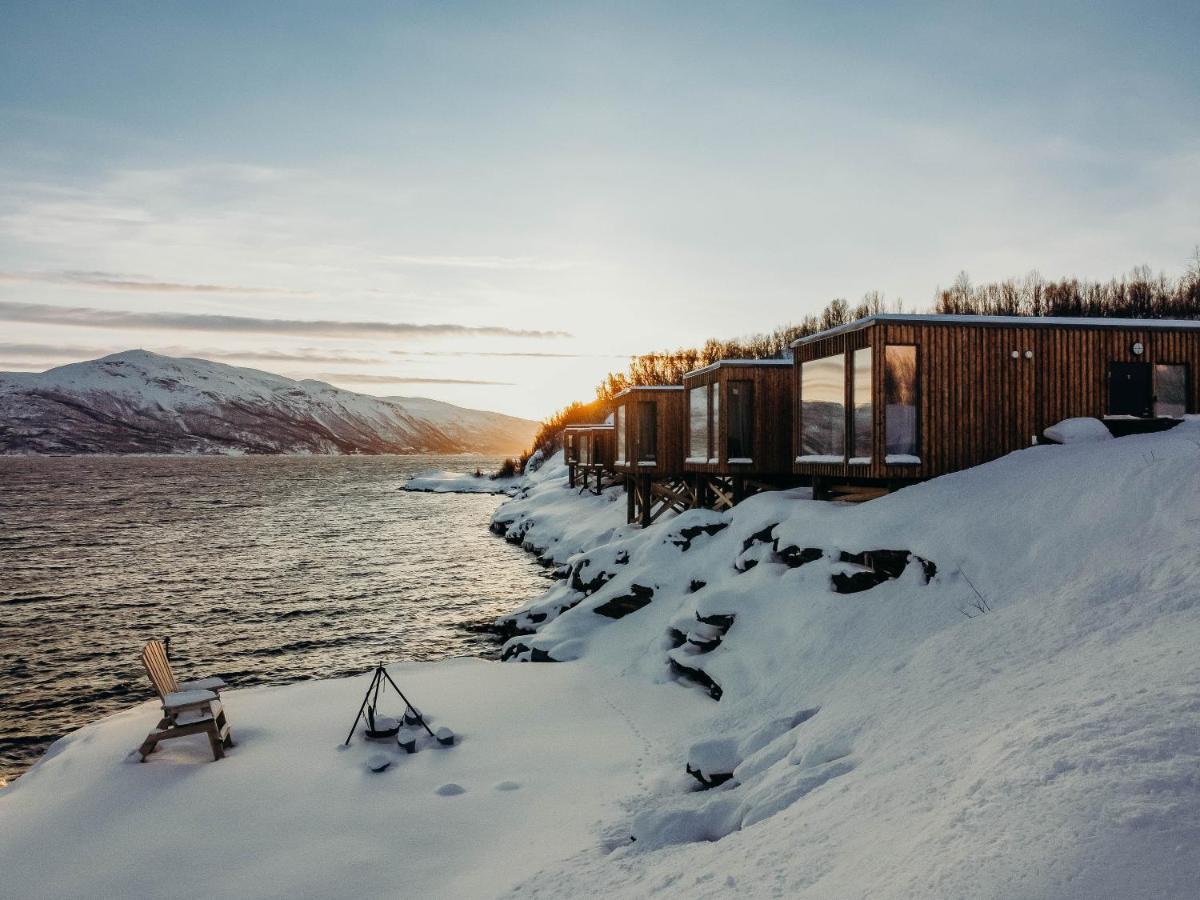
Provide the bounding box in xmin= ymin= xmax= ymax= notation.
xmin=436 ymin=783 xmax=467 ymax=796
xmin=494 ymin=781 xmax=521 ymax=791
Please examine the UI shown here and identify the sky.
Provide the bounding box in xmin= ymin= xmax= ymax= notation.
xmin=1 ymin=1 xmax=1197 ymax=420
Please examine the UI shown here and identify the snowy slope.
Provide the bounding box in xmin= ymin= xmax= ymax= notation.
xmin=0 ymin=350 xmax=537 ymax=455
xmin=386 ymin=395 xmax=538 ymax=459
xmin=3 ymin=429 xmax=1199 ymax=898
xmin=489 ymin=429 xmax=1200 ymax=897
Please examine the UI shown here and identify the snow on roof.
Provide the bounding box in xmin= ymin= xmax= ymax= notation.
xmin=683 ymin=358 xmax=793 ymax=379
xmin=790 ymin=313 xmax=1200 ymax=347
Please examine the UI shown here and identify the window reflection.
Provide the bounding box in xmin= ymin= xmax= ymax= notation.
xmin=616 ymin=405 xmax=625 ymax=462
xmin=688 ymin=387 xmax=708 ymax=459
xmin=884 ymin=345 xmax=918 ymax=458
xmin=852 ymin=348 xmax=872 ymax=460
xmin=727 ymin=381 xmax=754 ymax=459
xmin=801 ymin=353 xmax=845 ymax=457
xmin=1155 ymin=364 xmax=1187 ymax=417
xmin=637 ymin=403 xmax=657 ymax=462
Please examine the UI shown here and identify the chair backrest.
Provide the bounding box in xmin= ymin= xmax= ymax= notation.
xmin=141 ymin=640 xmax=179 ymax=699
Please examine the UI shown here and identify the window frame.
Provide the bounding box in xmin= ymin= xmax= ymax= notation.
xmin=1154 ymin=362 xmax=1189 ymax=418
xmin=799 ymin=352 xmax=847 ymax=460
xmin=636 ymin=401 xmax=658 ymax=464
xmin=882 ymin=343 xmax=920 ymax=462
xmin=687 ymin=385 xmax=709 ymax=462
xmin=726 ymin=379 xmax=755 ymax=461
xmin=850 ymin=346 xmax=873 ymax=463
xmin=615 ymin=404 xmax=626 ymax=463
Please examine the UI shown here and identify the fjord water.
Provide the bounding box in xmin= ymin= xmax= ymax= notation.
xmin=0 ymin=455 xmax=548 ymax=785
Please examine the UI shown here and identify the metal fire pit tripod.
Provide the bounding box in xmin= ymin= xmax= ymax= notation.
xmin=343 ymin=662 xmax=436 ymax=746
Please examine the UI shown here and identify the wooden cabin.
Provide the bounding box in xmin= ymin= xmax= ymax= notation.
xmin=682 ymin=359 xmax=795 ymax=509
xmin=563 ymin=422 xmax=617 ymax=493
xmin=791 ymin=314 xmax=1200 ymax=498
xmin=611 ymin=386 xmax=687 ymax=525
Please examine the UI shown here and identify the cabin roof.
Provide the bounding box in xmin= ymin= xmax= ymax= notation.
xmin=611 ymin=385 xmax=685 ymax=400
xmin=683 ymin=358 xmax=792 ymax=380
xmin=790 ymin=313 xmax=1200 ymax=348
xmin=563 ymin=422 xmax=613 ymax=432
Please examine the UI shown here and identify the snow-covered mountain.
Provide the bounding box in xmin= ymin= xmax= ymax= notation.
xmin=0 ymin=350 xmax=537 ymax=455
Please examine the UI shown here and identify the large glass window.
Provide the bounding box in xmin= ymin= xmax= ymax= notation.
xmin=565 ymin=433 xmax=576 ymax=462
xmin=688 ymin=386 xmax=708 ymax=460
xmin=710 ymin=385 xmax=719 ymax=460
xmin=1155 ymin=364 xmax=1187 ymax=417
xmin=727 ymin=381 xmax=754 ymax=460
xmin=580 ymin=433 xmax=591 ymax=465
xmin=800 ymin=354 xmax=845 ymax=458
xmin=616 ymin=405 xmax=626 ymax=462
xmin=852 ymin=348 xmax=872 ymax=461
xmin=884 ymin=345 xmax=919 ymax=459
xmin=637 ymin=402 xmax=657 ymax=463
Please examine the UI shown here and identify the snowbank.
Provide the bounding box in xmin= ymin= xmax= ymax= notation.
xmin=1044 ymin=416 xmax=1113 ymax=444
xmin=489 ymin=451 xmax=633 ymax=568
xmin=0 ymin=659 xmax=706 ymax=898
xmin=404 ymin=469 xmax=520 ymax=495
xmin=490 ymin=427 xmax=1200 ymax=897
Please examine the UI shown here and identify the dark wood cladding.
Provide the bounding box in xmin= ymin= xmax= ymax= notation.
xmin=611 ymin=387 xmax=686 ymax=478
xmin=683 ymin=363 xmax=793 ymax=476
xmin=793 ymin=318 xmax=1200 ymax=482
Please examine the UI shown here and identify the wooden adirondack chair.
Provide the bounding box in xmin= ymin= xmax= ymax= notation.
xmin=137 ymin=640 xmax=233 ymax=762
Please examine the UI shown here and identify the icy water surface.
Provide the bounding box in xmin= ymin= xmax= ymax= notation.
xmin=0 ymin=455 xmax=549 ymax=785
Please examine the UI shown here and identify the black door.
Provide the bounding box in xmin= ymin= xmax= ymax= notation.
xmin=1107 ymin=362 xmax=1152 ymax=417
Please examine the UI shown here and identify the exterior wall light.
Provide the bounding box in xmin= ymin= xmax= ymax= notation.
xmin=1024 ymin=350 xmax=1034 ymax=359
xmin=1010 ymin=350 xmax=1019 ymax=359
xmin=1132 ymin=342 xmax=1145 ymax=356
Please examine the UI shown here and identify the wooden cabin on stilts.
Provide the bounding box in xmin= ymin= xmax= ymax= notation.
xmin=682 ymin=359 xmax=796 ymax=510
xmin=563 ymin=422 xmax=618 ymax=494
xmin=611 ymin=386 xmax=688 ymax=525
xmin=792 ymin=314 xmax=1200 ymax=500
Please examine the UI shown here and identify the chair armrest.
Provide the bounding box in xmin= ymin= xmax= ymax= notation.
xmin=177 ymin=677 xmax=227 ymax=693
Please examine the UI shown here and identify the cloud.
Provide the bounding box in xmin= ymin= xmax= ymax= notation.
xmin=0 ymin=300 xmax=571 ymax=339
xmin=0 ymin=269 xmax=308 ymax=295
xmin=383 ymin=254 xmax=575 ymax=272
xmin=0 ymin=341 xmax=113 ymax=358
xmin=317 ymin=373 xmax=514 ymax=386
xmin=0 ymin=343 xmax=385 ymax=367
xmin=393 ymin=350 xmax=623 ymax=359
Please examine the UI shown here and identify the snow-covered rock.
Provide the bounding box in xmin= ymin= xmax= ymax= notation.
xmin=0 ymin=350 xmax=536 ymax=455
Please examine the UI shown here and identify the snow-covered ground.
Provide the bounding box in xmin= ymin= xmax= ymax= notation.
xmin=5 ymin=423 xmax=1200 ymax=898
xmin=0 ymin=659 xmax=706 ymax=898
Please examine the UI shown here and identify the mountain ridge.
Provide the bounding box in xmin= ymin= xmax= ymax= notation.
xmin=0 ymin=350 xmax=537 ymax=456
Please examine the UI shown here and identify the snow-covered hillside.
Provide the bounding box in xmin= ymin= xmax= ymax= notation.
xmin=0 ymin=350 xmax=536 ymax=455
xmin=489 ymin=426 xmax=1200 ymax=897
xmin=3 ymin=425 xmax=1199 ymax=898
